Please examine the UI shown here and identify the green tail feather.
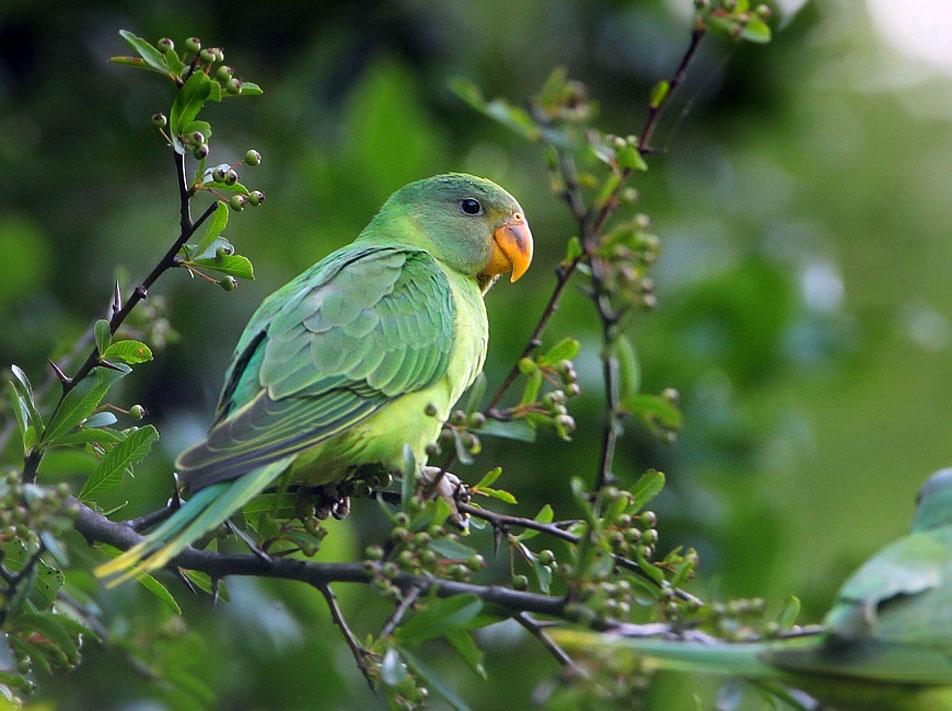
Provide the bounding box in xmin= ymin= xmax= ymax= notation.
xmin=95 ymin=458 xmax=292 ymax=584
xmin=554 ymin=630 xmax=824 ymax=678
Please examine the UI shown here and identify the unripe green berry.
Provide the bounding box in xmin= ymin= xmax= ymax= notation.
xmin=512 ymin=574 xmax=529 ymax=590
xmin=465 ymin=554 xmax=484 ymax=571
xmin=229 ymin=194 xmax=246 ymax=211
xmin=248 ymin=190 xmax=265 ymax=206
xmin=129 ymin=404 xmax=146 ymax=420
xmin=424 ymin=443 xmax=439 ymax=458
xmin=382 ymin=562 xmax=399 ymax=579
xmin=223 ymin=169 xmax=238 ymax=185
xmin=756 ymin=3 xmax=771 ymax=19
xmin=365 ymin=544 xmax=385 ymax=560
xmin=641 ymin=510 xmax=658 ymax=527
xmin=151 ymin=112 xmax=167 ymax=128
xmin=538 ymin=549 xmax=555 ymax=565
xmin=423 ymin=402 xmax=438 ymax=417
xmin=449 ymin=564 xmax=468 ymax=581
xmin=157 ymin=38 xmax=174 ymax=53
xmin=565 ymin=383 xmax=580 ymax=397
xmin=642 ymin=528 xmax=658 ymax=545
xmin=219 ymin=276 xmax=238 ymax=291
xmin=216 ymin=65 xmax=233 ymax=82
xmin=193 ymin=144 xmax=209 ymax=159
xmin=225 ymin=77 xmax=242 ymax=94
xmin=213 ymin=48 xmax=224 ymax=62
xmin=190 ymin=130 xmax=205 ymax=146
xmin=466 ymin=412 xmax=486 ymax=428
xmin=395 ymin=512 xmax=410 ymax=527
xmin=185 ymin=37 xmax=201 ymax=52
xmin=199 ymin=48 xmax=216 ymax=64
xmin=216 ymin=244 xmax=235 ymax=258
xmin=245 ymin=149 xmax=261 ymax=166
xmin=212 ymin=166 xmax=226 ymax=182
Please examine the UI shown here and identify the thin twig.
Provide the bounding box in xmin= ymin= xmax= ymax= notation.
xmin=319 ymin=583 xmax=375 ymax=689
xmin=459 ymin=501 xmax=702 ymax=607
xmin=380 ymin=584 xmax=423 ymax=637
xmin=515 ymin=611 xmax=587 ymax=677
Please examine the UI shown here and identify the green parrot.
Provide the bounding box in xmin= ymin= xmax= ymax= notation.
xmin=97 ymin=173 xmax=533 ymax=581
xmin=555 ymin=469 xmax=952 ymax=711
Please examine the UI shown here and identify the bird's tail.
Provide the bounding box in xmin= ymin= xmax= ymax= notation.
xmin=95 ymin=458 xmax=291 ymax=585
xmin=553 ymin=630 xmax=823 ymax=678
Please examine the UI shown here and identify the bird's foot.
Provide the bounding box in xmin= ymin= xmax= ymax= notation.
xmin=312 ymin=484 xmax=352 ymax=521
xmin=421 ymin=466 xmax=470 ymax=532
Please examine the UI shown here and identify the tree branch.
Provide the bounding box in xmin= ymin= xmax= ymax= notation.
xmin=515 ymin=611 xmax=586 ymax=677
xmin=319 ymin=583 xmax=374 ymax=689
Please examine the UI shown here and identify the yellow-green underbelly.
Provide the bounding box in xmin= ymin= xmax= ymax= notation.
xmin=288 ymin=268 xmax=487 ymax=484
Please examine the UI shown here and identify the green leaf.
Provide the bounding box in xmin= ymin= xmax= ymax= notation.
xmin=98 ymin=543 xmax=181 ymax=614
xmin=238 ymin=82 xmax=263 ymax=96
xmin=82 ymin=412 xmax=117 ymax=428
xmin=9 ymin=365 xmax=42 ymax=431
xmin=102 ymin=340 xmax=153 ymax=364
xmin=538 ymin=337 xmax=581 ymax=367
xmin=616 ymin=145 xmax=648 ymax=172
xmin=531 ymin=556 xmax=553 ymax=594
xmin=193 ymin=201 xmax=229 ymax=257
xmin=395 ymin=594 xmax=483 ymax=644
xmin=622 ymin=393 xmax=683 ymax=432
xmin=7 ymin=382 xmax=28 ymax=447
xmin=170 ymin=71 xmax=212 ymax=137
xmin=612 ymin=335 xmax=641 ymax=400
xmin=94 ymin=319 xmax=112 ymax=356
xmin=13 ymin=613 xmax=78 ymax=665
xmin=446 ymin=630 xmax=486 ymax=679
xmin=478 ymin=487 xmax=517 ymax=505
xmin=563 ymin=235 xmax=583 ymax=264
xmin=778 ymin=595 xmax=801 ymax=631
xmin=42 ymin=364 xmax=130 ymax=444
xmin=449 ymin=78 xmax=541 ymax=142
xmin=650 ymin=80 xmax=670 ymax=109
xmin=477 ymin=418 xmax=536 ymax=442
xmin=79 ymin=425 xmax=158 ymax=502
xmin=515 ymin=503 xmax=554 ymax=542
xmin=630 ymin=469 xmax=665 ymax=512
xmin=400 ymin=647 xmax=471 ymax=711
xmin=473 ymin=467 xmax=502 ymax=489
xmin=50 ymin=427 xmax=124 ymax=448
xmin=108 ymin=55 xmax=170 ymax=75
xmin=192 ymin=254 xmax=254 ymax=280
xmin=741 ymin=17 xmax=772 ymax=44
xmin=429 ymin=538 xmax=478 ymax=561
xmin=118 ymin=30 xmax=169 ymax=75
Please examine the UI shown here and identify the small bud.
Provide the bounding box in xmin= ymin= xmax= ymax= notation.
xmin=193 ymin=144 xmax=209 ymax=160
xmin=248 ymin=190 xmax=265 ymax=206
xmin=245 ymin=149 xmax=261 ymax=166
xmin=216 ymin=65 xmax=234 ymax=82
xmin=225 ymin=77 xmax=242 ymax=94
xmin=151 ymin=112 xmax=167 ymax=128
xmin=199 ymin=48 xmax=216 ymax=64
xmin=157 ymin=38 xmax=174 ymax=53
xmin=229 ymin=195 xmax=246 ymax=212
xmin=129 ymin=404 xmax=146 ymax=420
xmin=219 ymin=276 xmax=238 ymax=291
xmin=185 ymin=37 xmax=202 ymax=53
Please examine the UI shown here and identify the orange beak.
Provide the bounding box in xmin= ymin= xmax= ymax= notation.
xmin=485 ymin=212 xmax=533 ymax=282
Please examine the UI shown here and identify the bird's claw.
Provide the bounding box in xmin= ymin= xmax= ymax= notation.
xmin=421 ymin=466 xmax=470 ymax=532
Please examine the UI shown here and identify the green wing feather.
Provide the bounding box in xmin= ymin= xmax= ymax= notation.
xmin=176 ymin=245 xmax=455 ymax=491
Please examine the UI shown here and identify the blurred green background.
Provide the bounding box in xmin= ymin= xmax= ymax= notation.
xmin=2 ymin=0 xmax=951 ymax=708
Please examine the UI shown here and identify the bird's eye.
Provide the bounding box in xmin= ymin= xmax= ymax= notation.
xmin=460 ymin=198 xmax=483 ymax=215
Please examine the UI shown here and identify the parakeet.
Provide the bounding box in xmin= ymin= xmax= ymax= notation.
xmin=555 ymin=468 xmax=952 ymax=711
xmin=97 ymin=173 xmax=532 ymax=581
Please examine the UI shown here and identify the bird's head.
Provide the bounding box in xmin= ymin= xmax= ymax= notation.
xmin=364 ymin=173 xmax=533 ymax=287
xmin=912 ymin=467 xmax=952 ymax=532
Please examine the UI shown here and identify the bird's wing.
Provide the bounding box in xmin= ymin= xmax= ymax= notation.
xmin=176 ymin=246 xmax=455 ymax=489
xmin=768 ymin=531 xmax=952 ymax=685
